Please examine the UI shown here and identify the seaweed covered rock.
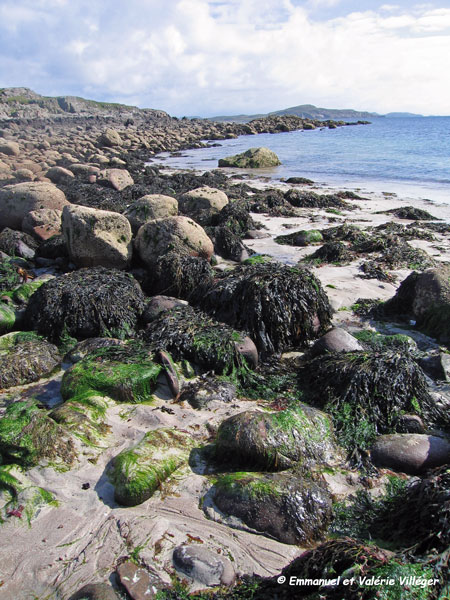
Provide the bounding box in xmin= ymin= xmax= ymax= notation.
xmin=179 ymin=376 xmax=236 ymax=409
xmin=299 ymin=350 xmax=443 ymax=463
xmin=135 ymin=216 xmax=214 ymax=268
xmin=275 ymin=229 xmax=323 ymax=247
xmin=0 ymin=257 xmax=21 ymax=292
xmin=0 ymin=182 xmax=69 ymax=230
xmin=61 ymin=204 xmax=132 ymax=269
xmin=0 ymin=332 xmax=60 ymax=389
xmin=305 ymin=241 xmax=353 ymax=264
xmin=141 ymin=305 xmax=255 ymax=374
xmin=0 ymin=471 xmax=58 ymax=525
xmin=65 ymin=337 xmax=126 ymax=363
xmin=35 ymin=234 xmax=68 ymax=259
xmin=210 ymin=199 xmax=260 ymax=237
xmin=50 ymin=393 xmax=112 ymax=446
xmin=370 ymin=433 xmax=450 ymax=474
xmin=380 ymin=205 xmax=439 ymax=220
xmin=142 ymin=252 xmax=214 ymax=300
xmin=141 ymin=295 xmax=188 ymax=324
xmin=179 ymin=186 xmax=228 ymax=225
xmin=123 ymin=194 xmax=178 ymax=234
xmin=194 ymin=262 xmax=333 ymax=357
xmin=0 ymin=400 xmax=75 ymax=468
xmin=0 ymin=303 xmax=16 ymax=334
xmin=215 ymin=406 xmax=340 ymax=470
xmin=383 ymin=265 xmax=450 ymax=344
xmin=25 ymin=267 xmax=146 ymax=342
xmin=0 ymin=228 xmax=38 ymax=259
xmin=218 ymin=147 xmax=281 ymax=168
xmin=207 ymin=471 xmax=332 ymax=545
xmin=111 ymin=428 xmax=194 ymax=506
xmin=351 ymin=233 xmax=435 ymax=270
xmin=284 ymin=189 xmax=354 ymax=210
xmin=211 ymin=226 xmax=249 ymax=262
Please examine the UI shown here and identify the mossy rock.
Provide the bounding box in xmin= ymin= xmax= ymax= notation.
xmin=61 ymin=358 xmax=162 ymax=404
xmin=218 ymin=147 xmax=281 ymax=168
xmin=193 ymin=262 xmax=333 ymax=357
xmin=0 ymin=400 xmax=76 ymax=468
xmin=215 ymin=406 xmax=341 ymax=471
xmin=0 ymin=303 xmax=16 ymax=334
xmin=353 ymin=330 xmax=417 ymax=353
xmin=141 ymin=305 xmax=251 ymax=375
xmin=11 ymin=279 xmax=47 ymax=304
xmin=25 ymin=267 xmax=146 ymax=342
xmin=0 ymin=333 xmax=60 ymax=389
xmin=1 ymin=483 xmax=58 ymax=526
xmin=299 ymin=350 xmax=444 ymax=464
xmin=208 ymin=471 xmax=332 ymax=545
xmin=275 ymin=229 xmax=323 ymax=247
xmin=0 ymin=258 xmax=21 ymax=292
xmin=111 ymin=428 xmax=195 ymax=506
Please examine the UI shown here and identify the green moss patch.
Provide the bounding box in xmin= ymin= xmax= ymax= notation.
xmin=0 ymin=303 xmax=16 ymax=334
xmin=111 ymin=428 xmax=195 ymax=506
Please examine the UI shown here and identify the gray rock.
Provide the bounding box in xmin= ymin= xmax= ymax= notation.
xmin=179 ymin=186 xmax=228 ymax=224
xmin=124 ymin=194 xmax=178 ymax=233
xmin=371 ymin=433 xmax=450 ymax=474
xmin=98 ymin=128 xmax=123 ymax=148
xmin=310 ymin=328 xmax=364 ymax=357
xmin=46 ymin=166 xmax=75 ymax=184
xmin=173 ymin=544 xmax=235 ymax=587
xmin=0 ymin=140 xmax=20 ymax=156
xmin=97 ymin=168 xmax=133 ymax=191
xmin=218 ymin=147 xmax=281 ymax=168
xmin=0 ymin=182 xmax=69 ymax=230
xmin=179 ymin=376 xmax=236 ymax=409
xmin=234 ymin=335 xmax=258 ymax=367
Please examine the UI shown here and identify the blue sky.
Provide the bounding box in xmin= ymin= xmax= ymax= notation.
xmin=1 ymin=0 xmax=450 ymax=116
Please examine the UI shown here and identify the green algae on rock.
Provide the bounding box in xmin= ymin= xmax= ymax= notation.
xmin=275 ymin=229 xmax=323 ymax=246
xmin=0 ymin=400 xmax=76 ymax=468
xmin=111 ymin=428 xmax=195 ymax=506
xmin=208 ymin=471 xmax=332 ymax=545
xmin=0 ymin=332 xmax=60 ymax=389
xmin=0 ymin=303 xmax=16 ymax=334
xmin=218 ymin=147 xmax=281 ymax=168
xmin=25 ymin=267 xmax=146 ymax=342
xmin=193 ymin=262 xmax=333 ymax=357
xmin=215 ymin=406 xmax=341 ymax=471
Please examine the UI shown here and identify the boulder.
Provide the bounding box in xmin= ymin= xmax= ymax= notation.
xmin=179 ymin=376 xmax=236 ymax=409
xmin=22 ymin=208 xmax=62 ymax=241
xmin=135 ymin=216 xmax=214 ymax=268
xmin=213 ymin=226 xmax=249 ymax=262
xmin=309 ymin=328 xmax=364 ymax=357
xmin=124 ymin=194 xmax=178 ymax=233
xmin=218 ymin=147 xmax=281 ymax=168
xmin=0 ymin=182 xmax=69 ymax=230
xmin=179 ymin=186 xmax=228 ymax=224
xmin=25 ymin=267 xmax=146 ymax=342
xmin=383 ymin=265 xmax=450 ymax=343
xmin=98 ymin=128 xmax=123 ymax=147
xmin=173 ymin=545 xmax=235 ymax=587
xmin=370 ymin=434 xmax=450 ymax=474
xmin=116 ymin=561 xmax=165 ymax=600
xmin=0 ymin=140 xmax=20 ymax=156
xmin=97 ymin=168 xmax=133 ymax=191
xmin=111 ymin=428 xmax=194 ymax=506
xmin=62 ymin=204 xmax=132 ymax=269
xmin=207 ymin=471 xmax=332 ymax=545
xmin=215 ymin=406 xmax=340 ymax=470
xmin=45 ymin=166 xmax=75 ymax=184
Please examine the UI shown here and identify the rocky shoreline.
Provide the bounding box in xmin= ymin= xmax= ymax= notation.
xmin=0 ymin=107 xmax=449 ymax=600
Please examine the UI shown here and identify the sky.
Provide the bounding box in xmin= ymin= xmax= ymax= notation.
xmin=1 ymin=0 xmax=450 ymax=117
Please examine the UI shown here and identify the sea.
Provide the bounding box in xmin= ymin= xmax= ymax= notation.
xmin=153 ymin=117 xmax=450 ymax=204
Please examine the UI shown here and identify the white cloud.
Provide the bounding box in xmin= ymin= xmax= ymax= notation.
xmin=0 ymin=0 xmax=449 ymax=115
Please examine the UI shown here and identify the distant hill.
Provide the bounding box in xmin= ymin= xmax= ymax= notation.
xmin=207 ymin=103 xmax=382 ymax=123
xmin=384 ymin=112 xmax=424 ymax=118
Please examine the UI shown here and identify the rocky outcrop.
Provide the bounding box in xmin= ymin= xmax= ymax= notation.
xmin=61 ymin=204 xmax=132 ymax=269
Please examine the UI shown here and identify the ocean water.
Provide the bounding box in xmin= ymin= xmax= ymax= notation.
xmin=154 ymin=117 xmax=450 ymax=203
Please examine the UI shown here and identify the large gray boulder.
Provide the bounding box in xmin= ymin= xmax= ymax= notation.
xmin=371 ymin=433 xmax=450 ymax=474
xmin=124 ymin=194 xmax=178 ymax=233
xmin=97 ymin=168 xmax=133 ymax=191
xmin=98 ymin=128 xmax=123 ymax=148
xmin=62 ymin=204 xmax=132 ymax=269
xmin=218 ymin=147 xmax=281 ymax=168
xmin=179 ymin=186 xmax=228 ymax=224
xmin=0 ymin=182 xmax=69 ymax=230
xmin=134 ymin=216 xmax=214 ymax=267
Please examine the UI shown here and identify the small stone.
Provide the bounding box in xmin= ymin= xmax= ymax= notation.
xmin=116 ymin=561 xmax=165 ymax=600
xmin=173 ymin=545 xmax=235 ymax=587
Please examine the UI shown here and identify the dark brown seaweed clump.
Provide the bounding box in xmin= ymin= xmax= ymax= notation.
xmin=25 ymin=267 xmax=146 ymax=342
xmin=304 ymin=241 xmax=353 ymax=264
xmin=378 ymin=205 xmax=440 ymax=220
xmin=298 ymin=350 xmax=443 ymax=464
xmin=194 ymin=262 xmax=333 ymax=357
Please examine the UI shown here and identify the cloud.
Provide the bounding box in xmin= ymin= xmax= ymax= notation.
xmin=0 ymin=0 xmax=449 ymax=116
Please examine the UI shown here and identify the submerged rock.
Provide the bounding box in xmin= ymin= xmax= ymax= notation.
xmin=25 ymin=267 xmax=146 ymax=342
xmin=218 ymin=147 xmax=281 ymax=168
xmin=194 ymin=262 xmax=333 ymax=357
xmin=0 ymin=332 xmax=60 ymax=389
xmin=370 ymin=433 xmax=450 ymax=474
xmin=215 ymin=406 xmax=340 ymax=470
xmin=207 ymin=471 xmax=332 ymax=545
xmin=111 ymin=428 xmax=194 ymax=506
